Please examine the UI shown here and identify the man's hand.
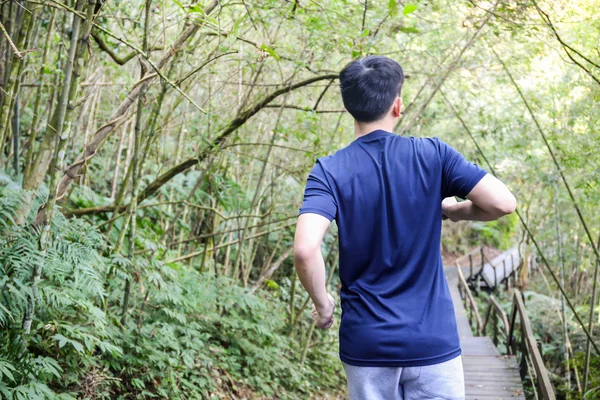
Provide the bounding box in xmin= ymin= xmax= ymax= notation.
xmin=311 ymin=293 xmax=335 ymax=329
xmin=442 ymin=196 xmax=459 ymax=221
xmin=442 ymin=175 xmax=517 ymax=222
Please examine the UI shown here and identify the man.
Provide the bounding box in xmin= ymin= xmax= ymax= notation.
xmin=293 ymin=56 xmax=516 ymax=400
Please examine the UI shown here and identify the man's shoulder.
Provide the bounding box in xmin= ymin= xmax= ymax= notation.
xmin=405 ymin=135 xmax=442 ymax=147
xmin=314 ymin=143 xmax=354 ymax=165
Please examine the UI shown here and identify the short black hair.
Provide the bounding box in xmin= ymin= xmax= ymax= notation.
xmin=339 ymin=56 xmax=404 ymax=123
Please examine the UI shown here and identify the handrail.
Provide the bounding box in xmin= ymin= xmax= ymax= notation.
xmin=454 ymin=246 xmax=485 ymax=265
xmin=455 ymin=262 xmax=483 ymax=335
xmin=454 ymin=251 xmax=555 ymax=399
xmin=482 ymin=295 xmax=510 ymax=348
xmin=455 ymin=246 xmax=487 ymax=282
xmin=481 ymin=249 xmax=521 ymax=290
xmin=508 ymin=289 xmax=556 ymax=400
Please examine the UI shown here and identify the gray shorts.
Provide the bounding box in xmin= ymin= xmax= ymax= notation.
xmin=343 ymin=355 xmax=465 ymax=400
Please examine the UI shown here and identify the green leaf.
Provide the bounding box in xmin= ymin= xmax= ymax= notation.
xmin=260 ymin=44 xmax=280 ymax=60
xmin=52 ymin=334 xmax=69 ymax=348
xmin=388 ymin=0 xmax=399 ymax=17
xmin=360 ymin=28 xmax=370 ymax=37
xmin=172 ymin=0 xmax=184 ymax=11
xmin=189 ymin=4 xmax=205 ymax=13
xmin=398 ymin=26 xmax=420 ymax=33
xmin=403 ymin=3 xmax=417 ymax=15
xmin=0 ymin=360 xmax=16 ymax=382
xmin=70 ymin=339 xmax=84 ymax=353
xmin=265 ymin=279 xmax=280 ymax=290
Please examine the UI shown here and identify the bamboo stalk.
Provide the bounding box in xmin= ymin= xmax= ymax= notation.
xmin=23 ymin=9 xmax=56 ymax=178
xmin=554 ymin=186 xmax=571 ymax=393
xmin=110 ymin=121 xmax=127 ymax=199
xmin=23 ymin=0 xmax=93 ymax=192
xmin=582 ymin=230 xmax=600 ymax=391
xmin=234 ymin=74 xmax=297 ymax=282
xmin=23 ymin=0 xmax=85 ymax=333
xmin=0 ymin=0 xmax=15 ymax=121
xmin=0 ymin=5 xmax=35 ymax=158
xmin=121 ymin=0 xmax=152 ymax=326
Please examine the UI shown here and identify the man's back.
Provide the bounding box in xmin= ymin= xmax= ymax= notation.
xmin=293 ymin=55 xmax=515 ymax=399
xmin=299 ymin=130 xmax=486 ymax=366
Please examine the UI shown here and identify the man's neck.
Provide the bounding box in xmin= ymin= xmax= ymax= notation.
xmin=354 ymin=119 xmax=396 ymax=140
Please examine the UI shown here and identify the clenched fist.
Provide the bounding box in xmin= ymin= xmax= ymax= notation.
xmin=311 ymin=293 xmax=335 ymax=329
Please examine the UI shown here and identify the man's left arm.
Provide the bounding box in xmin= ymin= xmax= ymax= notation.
xmin=294 ymin=213 xmax=335 ymax=329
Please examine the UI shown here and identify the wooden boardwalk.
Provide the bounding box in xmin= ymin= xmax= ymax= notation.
xmin=446 ymin=267 xmax=525 ymax=400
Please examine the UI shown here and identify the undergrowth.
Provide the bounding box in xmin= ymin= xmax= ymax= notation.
xmin=0 ymin=186 xmax=345 ymax=399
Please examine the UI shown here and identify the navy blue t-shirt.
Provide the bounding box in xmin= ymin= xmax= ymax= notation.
xmin=299 ymin=130 xmax=487 ymax=367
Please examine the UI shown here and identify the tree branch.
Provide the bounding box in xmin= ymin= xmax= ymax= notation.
xmin=534 ymin=2 xmax=600 ymax=86
xmin=534 ymin=2 xmax=600 ymax=70
xmin=135 ymin=73 xmax=338 ymax=203
xmin=91 ymin=30 xmax=163 ymax=65
xmin=55 ymin=0 xmax=220 ymax=201
xmin=0 ymin=20 xmax=22 ymax=59
xmin=67 ymin=73 xmax=338 ymax=217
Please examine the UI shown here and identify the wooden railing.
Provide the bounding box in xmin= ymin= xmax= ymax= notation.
xmin=456 ymin=262 xmax=483 ymax=335
xmin=455 ymin=256 xmax=556 ymax=400
xmin=482 ymin=294 xmax=510 ymax=348
xmin=456 ymin=246 xmax=522 ymax=291
xmin=508 ymin=289 xmax=556 ymax=400
xmin=454 ymin=246 xmax=486 ymax=281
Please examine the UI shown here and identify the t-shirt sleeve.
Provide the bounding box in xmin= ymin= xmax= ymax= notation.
xmin=439 ymin=139 xmax=487 ymax=199
xmin=298 ymin=161 xmax=337 ymax=221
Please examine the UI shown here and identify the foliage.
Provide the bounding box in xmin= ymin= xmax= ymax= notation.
xmin=0 ymin=187 xmax=343 ymax=398
xmin=0 ymin=0 xmax=599 ymax=397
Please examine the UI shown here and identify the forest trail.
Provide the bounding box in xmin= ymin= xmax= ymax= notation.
xmin=446 ymin=267 xmax=525 ymax=400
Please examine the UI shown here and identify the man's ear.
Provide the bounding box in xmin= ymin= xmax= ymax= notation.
xmin=392 ymin=97 xmax=402 ymax=118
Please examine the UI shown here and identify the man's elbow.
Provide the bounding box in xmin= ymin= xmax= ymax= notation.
xmin=493 ymin=194 xmax=517 ymax=217
xmin=293 ymin=242 xmax=319 ymax=265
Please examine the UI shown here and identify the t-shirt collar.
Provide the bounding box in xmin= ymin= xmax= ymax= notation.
xmin=354 ymin=129 xmax=392 ymax=142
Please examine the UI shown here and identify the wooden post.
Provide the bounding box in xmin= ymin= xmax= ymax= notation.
xmin=494 ymin=264 xmax=498 ymax=292
xmin=479 ymin=247 xmax=484 ymax=292
xmin=504 ymin=259 xmax=509 ymax=290
xmin=519 ymin=323 xmax=528 ymax=380
xmin=469 ymin=254 xmax=473 ymax=279
xmin=511 ymin=254 xmax=516 ymax=287
xmin=468 ymin=301 xmax=473 ymax=326
xmin=480 ymin=246 xmax=485 ymax=270
xmin=492 ymin=309 xmax=498 ymax=346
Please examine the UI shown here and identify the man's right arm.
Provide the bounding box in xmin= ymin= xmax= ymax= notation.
xmin=442 ymin=174 xmax=516 ymax=222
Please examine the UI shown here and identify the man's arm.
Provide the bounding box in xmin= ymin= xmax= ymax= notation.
xmin=442 ymin=174 xmax=517 ymax=222
xmin=294 ymin=213 xmax=335 ymax=329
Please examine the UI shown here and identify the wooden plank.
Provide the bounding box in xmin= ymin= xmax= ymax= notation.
xmin=461 ymin=337 xmax=500 ymax=356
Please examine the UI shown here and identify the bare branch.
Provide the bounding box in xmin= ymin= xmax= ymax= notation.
xmin=0 ymin=20 xmax=22 ymax=59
